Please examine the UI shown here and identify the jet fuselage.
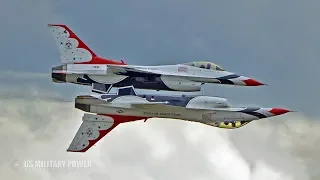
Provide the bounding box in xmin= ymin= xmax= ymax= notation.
xmin=48 ymin=24 xmax=264 ymax=92
xmin=52 ymin=63 xmax=263 ymax=92
xmin=74 ymin=91 xmax=290 ymax=129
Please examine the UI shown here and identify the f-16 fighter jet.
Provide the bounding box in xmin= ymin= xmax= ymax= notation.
xmin=49 ymin=24 xmax=265 ymax=93
xmin=68 ymin=86 xmax=291 ymax=152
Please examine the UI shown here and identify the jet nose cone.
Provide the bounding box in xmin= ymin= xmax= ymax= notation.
xmin=242 ymin=78 xmax=265 ymax=86
xmin=269 ymin=108 xmax=291 ymax=115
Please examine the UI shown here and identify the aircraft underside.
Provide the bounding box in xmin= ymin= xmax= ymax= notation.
xmin=61 ymin=73 xmax=202 ymax=92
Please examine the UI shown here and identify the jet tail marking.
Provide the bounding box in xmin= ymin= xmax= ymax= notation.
xmin=48 ymin=24 xmax=125 ymax=65
xmin=48 ymin=24 xmax=97 ymax=64
xmin=67 ymin=114 xmax=146 ymax=152
xmin=67 ymin=114 xmax=119 ymax=152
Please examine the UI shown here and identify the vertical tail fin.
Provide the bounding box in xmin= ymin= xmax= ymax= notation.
xmin=48 ymin=24 xmax=125 ymax=65
xmin=67 ymin=114 xmax=145 ymax=152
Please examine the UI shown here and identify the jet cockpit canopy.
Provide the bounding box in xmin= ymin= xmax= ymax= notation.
xmin=183 ymin=61 xmax=225 ymax=71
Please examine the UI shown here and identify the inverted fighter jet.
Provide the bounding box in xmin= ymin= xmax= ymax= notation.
xmin=68 ymin=86 xmax=291 ymax=152
xmin=48 ymin=24 xmax=265 ymax=93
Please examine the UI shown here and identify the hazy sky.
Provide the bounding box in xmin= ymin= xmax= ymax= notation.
xmin=1 ymin=0 xmax=320 ymax=180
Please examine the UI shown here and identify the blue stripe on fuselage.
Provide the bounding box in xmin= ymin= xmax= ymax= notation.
xmin=215 ymin=74 xmax=240 ymax=85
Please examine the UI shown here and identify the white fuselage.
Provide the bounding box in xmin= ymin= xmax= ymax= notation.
xmin=64 ymin=63 xmax=235 ymax=83
xmin=74 ymin=94 xmax=283 ymax=130
xmin=88 ymin=104 xmax=259 ymax=124
xmin=52 ymin=63 xmax=249 ymax=92
xmin=75 ymin=94 xmax=263 ymax=124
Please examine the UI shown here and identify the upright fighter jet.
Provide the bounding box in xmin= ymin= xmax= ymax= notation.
xmin=48 ymin=24 xmax=265 ymax=93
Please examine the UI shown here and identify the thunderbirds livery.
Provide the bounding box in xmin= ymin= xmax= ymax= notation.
xmin=68 ymin=86 xmax=291 ymax=152
xmin=48 ymin=24 xmax=265 ymax=93
xmin=47 ymin=24 xmax=291 ymax=153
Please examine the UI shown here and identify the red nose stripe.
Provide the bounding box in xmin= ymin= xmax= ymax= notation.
xmin=269 ymin=108 xmax=290 ymax=115
xmin=243 ymin=78 xmax=265 ymax=86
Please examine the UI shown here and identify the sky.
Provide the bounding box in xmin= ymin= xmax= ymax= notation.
xmin=0 ymin=0 xmax=320 ymax=179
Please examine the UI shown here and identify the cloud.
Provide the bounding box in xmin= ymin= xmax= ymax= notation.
xmin=0 ymin=87 xmax=319 ymax=180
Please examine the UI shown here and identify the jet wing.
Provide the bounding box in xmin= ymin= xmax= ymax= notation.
xmin=67 ymin=113 xmax=119 ymax=152
xmin=106 ymin=64 xmax=163 ymax=77
xmin=107 ymin=64 xmax=221 ymax=80
xmin=96 ymin=100 xmax=170 ymax=109
xmin=75 ymin=95 xmax=169 ymax=109
xmin=186 ymin=107 xmax=243 ymax=111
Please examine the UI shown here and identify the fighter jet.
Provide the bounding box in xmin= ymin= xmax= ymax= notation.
xmin=48 ymin=24 xmax=265 ymax=93
xmin=68 ymin=86 xmax=291 ymax=152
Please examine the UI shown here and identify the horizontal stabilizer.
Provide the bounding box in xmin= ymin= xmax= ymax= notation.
xmin=92 ymin=83 xmax=113 ymax=94
xmin=75 ymin=95 xmax=109 ymax=105
xmin=117 ymin=86 xmax=137 ymax=96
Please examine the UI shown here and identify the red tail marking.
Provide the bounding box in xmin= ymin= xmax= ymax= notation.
xmin=48 ymin=24 xmax=127 ymax=65
xmin=48 ymin=24 xmax=96 ymax=56
xmin=67 ymin=123 xmax=119 ymax=152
